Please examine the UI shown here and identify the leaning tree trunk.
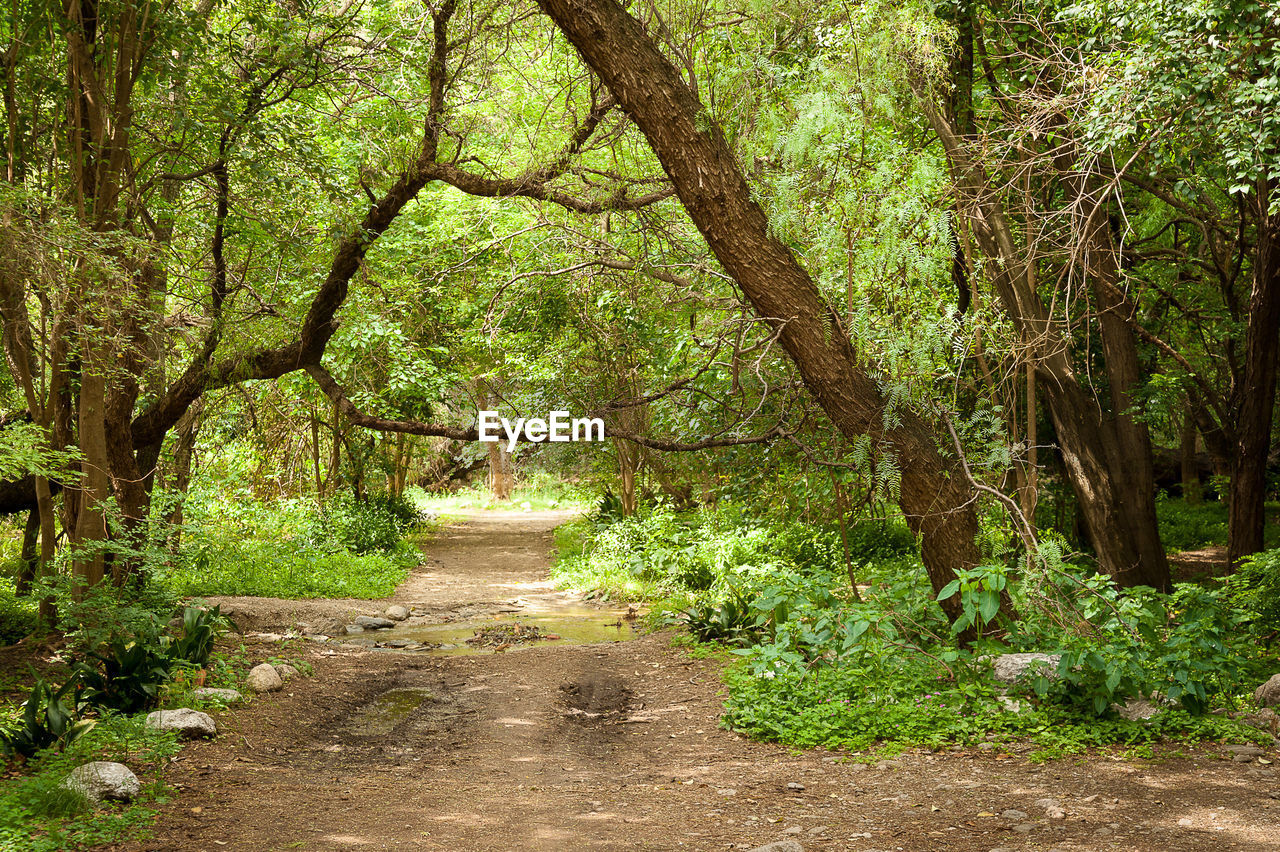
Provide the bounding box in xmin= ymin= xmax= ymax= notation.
xmin=537 ymin=0 xmax=987 ymax=620
xmin=1229 ymin=181 xmax=1280 ymax=568
xmin=916 ymin=92 xmax=1171 ymax=590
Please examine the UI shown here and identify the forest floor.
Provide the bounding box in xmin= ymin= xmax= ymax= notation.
xmin=109 ymin=511 xmax=1280 ymax=852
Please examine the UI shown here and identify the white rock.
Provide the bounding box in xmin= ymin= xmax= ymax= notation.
xmin=273 ymin=663 xmax=299 ymax=680
xmin=990 ymin=653 xmax=1061 ymax=684
xmin=145 ymin=708 xmax=217 ymax=739
xmin=246 ymin=663 xmax=283 ymax=693
xmin=1255 ymin=674 xmax=1280 ymax=707
xmin=1113 ymin=698 xmax=1163 ymax=721
xmin=62 ymin=761 xmax=140 ymax=803
xmin=385 ymin=605 xmax=409 ymax=621
xmin=192 ymin=687 xmax=243 ymax=703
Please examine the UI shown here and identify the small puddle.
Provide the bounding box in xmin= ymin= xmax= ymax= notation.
xmin=343 ymin=604 xmax=642 ymax=655
xmin=344 ymin=687 xmax=435 ymax=736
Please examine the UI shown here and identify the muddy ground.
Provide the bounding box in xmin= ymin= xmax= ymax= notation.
xmin=111 ymin=512 xmax=1280 ymax=852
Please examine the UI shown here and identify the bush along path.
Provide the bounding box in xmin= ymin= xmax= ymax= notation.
xmin=110 ymin=511 xmax=1280 ymax=852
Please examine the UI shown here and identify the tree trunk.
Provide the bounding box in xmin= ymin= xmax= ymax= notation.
xmin=615 ymin=437 xmax=640 ymax=516
xmin=74 ymin=359 xmax=110 ymax=591
xmin=487 ymin=439 xmax=513 ymax=500
xmin=1019 ymin=362 xmax=1038 ymax=531
xmin=165 ymin=399 xmax=202 ymax=544
xmin=538 ymin=0 xmax=986 ymax=620
xmin=16 ymin=507 xmax=39 ymax=596
xmin=1081 ymin=201 xmax=1170 ymax=589
xmin=916 ymin=92 xmax=1170 ymax=590
xmin=1229 ymin=181 xmax=1280 ymax=568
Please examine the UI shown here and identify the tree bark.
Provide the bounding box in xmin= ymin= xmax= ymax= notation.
xmin=916 ymin=92 xmax=1170 ymax=590
xmin=537 ymin=0 xmax=986 ymax=618
xmin=1229 ymin=181 xmax=1280 ymax=567
xmin=16 ymin=507 xmax=39 ymax=596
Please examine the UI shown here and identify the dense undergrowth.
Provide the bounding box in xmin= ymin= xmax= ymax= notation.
xmin=416 ymin=471 xmax=594 ymax=514
xmin=0 ymin=582 xmax=283 ymax=849
xmin=0 ymin=486 xmax=425 ymax=849
xmin=554 ymin=499 xmax=1280 ymax=758
xmin=1155 ymin=495 xmax=1280 ymax=554
xmin=161 ymin=490 xmax=433 ymax=599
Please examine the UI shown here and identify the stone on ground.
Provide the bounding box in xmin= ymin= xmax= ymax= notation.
xmin=385 ymin=605 xmax=409 ymax=621
xmin=193 ymin=687 xmax=243 ymax=703
xmin=145 ymin=708 xmax=217 ymax=739
xmin=1113 ymin=698 xmax=1164 ymax=721
xmin=1225 ymin=744 xmax=1265 ymax=761
xmin=990 ymin=653 xmax=1060 ymax=684
xmin=745 ymin=842 xmax=804 ymax=852
xmin=61 ymin=761 xmax=140 ymax=803
xmin=246 ymin=662 xmax=283 ymax=692
xmin=306 ymin=617 xmax=346 ymax=636
xmin=1255 ymin=674 xmax=1280 ymax=707
xmin=273 ymin=663 xmax=299 ymax=680
xmin=353 ymin=615 xmax=394 ymax=630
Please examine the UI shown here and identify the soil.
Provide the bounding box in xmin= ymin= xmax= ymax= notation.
xmin=109 ymin=511 xmax=1280 ymax=852
xmin=1168 ymin=547 xmax=1231 ymax=583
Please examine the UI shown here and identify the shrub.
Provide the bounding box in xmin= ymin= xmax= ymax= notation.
xmin=0 ymin=676 xmax=94 ymax=759
xmin=330 ymin=493 xmax=426 ymax=555
xmin=0 ymin=578 xmax=40 ymax=646
xmin=1156 ymin=496 xmax=1229 ymax=551
xmin=75 ymin=628 xmax=172 ymax=714
xmin=1230 ymin=547 xmax=1280 ymax=638
xmin=166 ymin=605 xmax=230 ymax=668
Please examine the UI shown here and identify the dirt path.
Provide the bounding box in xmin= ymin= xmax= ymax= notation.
xmin=118 ymin=512 xmax=1280 ymax=851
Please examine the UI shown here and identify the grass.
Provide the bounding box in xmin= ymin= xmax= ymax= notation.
xmin=411 ymin=474 xmax=594 ymax=515
xmin=162 ymin=539 xmax=421 ymax=599
xmin=0 ymin=577 xmax=41 ymax=646
xmin=0 ymin=711 xmax=182 ymax=851
xmin=549 ymin=517 xmax=668 ymax=602
xmin=1157 ymin=495 xmax=1280 ymax=552
xmin=160 ymin=492 xmax=437 ymax=600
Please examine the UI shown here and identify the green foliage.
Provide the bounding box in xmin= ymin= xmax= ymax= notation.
xmin=1016 ymin=581 xmax=1251 ymax=715
xmin=1155 ymin=496 xmax=1230 ymax=551
xmin=330 ymin=493 xmax=428 ymax=555
xmin=564 ymin=503 xmax=1267 ymax=755
xmin=679 ymin=589 xmax=761 ymax=645
xmin=0 ymin=421 xmax=82 ymax=484
xmin=166 ymin=605 xmax=230 ymax=669
xmin=0 ymin=676 xmax=94 ymax=759
xmin=553 ymin=505 xmax=788 ymax=601
xmin=0 ymin=579 xmax=40 ymax=646
xmin=0 ymin=712 xmax=180 ymax=850
xmin=169 ymin=542 xmax=415 ymax=600
xmin=937 ymin=564 xmax=1009 ymax=637
xmin=75 ymin=630 xmax=172 ymax=715
xmin=165 ymin=494 xmax=422 ymax=599
xmin=722 ymin=654 xmax=1259 ymax=755
xmin=1229 ymin=548 xmax=1280 ymax=637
